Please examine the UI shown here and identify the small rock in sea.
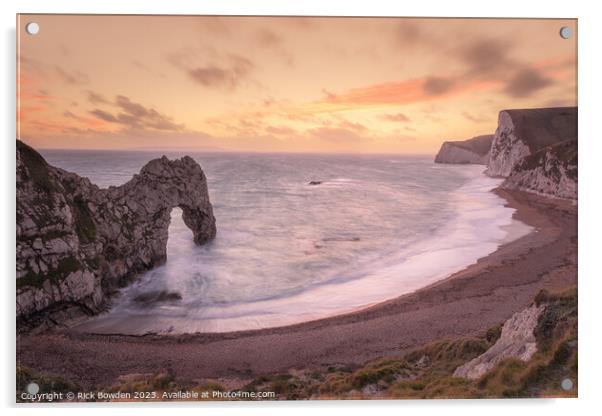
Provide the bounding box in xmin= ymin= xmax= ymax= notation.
xmin=308 ymin=181 xmax=322 ymax=185
xmin=322 ymin=237 xmax=361 ymax=242
xmin=133 ymin=290 xmax=182 ymax=307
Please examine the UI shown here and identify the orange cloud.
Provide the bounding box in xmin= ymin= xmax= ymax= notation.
xmin=302 ymin=76 xmax=497 ymax=114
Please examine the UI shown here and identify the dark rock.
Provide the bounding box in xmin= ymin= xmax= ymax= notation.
xmin=322 ymin=237 xmax=361 ymax=242
xmin=308 ymin=181 xmax=322 ymax=186
xmin=133 ymin=290 xmax=182 ymax=307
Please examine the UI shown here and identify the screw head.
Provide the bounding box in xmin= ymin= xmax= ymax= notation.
xmin=25 ymin=22 xmax=40 ymax=35
xmin=559 ymin=26 xmax=572 ymax=39
xmin=561 ymin=378 xmax=573 ymax=391
xmin=26 ymin=382 xmax=39 ymax=395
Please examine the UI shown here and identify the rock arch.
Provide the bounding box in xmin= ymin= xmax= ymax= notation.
xmin=16 ymin=141 xmax=216 ymax=329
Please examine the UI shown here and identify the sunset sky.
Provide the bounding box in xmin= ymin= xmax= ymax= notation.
xmin=17 ymin=15 xmax=577 ymax=153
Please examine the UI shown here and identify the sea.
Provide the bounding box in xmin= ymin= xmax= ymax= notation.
xmin=40 ymin=150 xmax=532 ymax=334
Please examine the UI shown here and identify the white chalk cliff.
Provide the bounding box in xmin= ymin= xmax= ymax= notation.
xmin=500 ymin=139 xmax=577 ymax=200
xmin=486 ymin=107 xmax=577 ymax=175
xmin=434 ymin=135 xmax=493 ymax=165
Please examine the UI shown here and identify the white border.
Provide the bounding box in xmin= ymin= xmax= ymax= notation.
xmin=2 ymin=1 xmax=600 ymax=415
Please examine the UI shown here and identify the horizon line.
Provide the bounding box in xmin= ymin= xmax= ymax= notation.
xmin=31 ymin=146 xmax=437 ymax=157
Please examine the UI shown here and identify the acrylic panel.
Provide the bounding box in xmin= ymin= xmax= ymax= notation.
xmin=16 ymin=14 xmax=577 ymax=402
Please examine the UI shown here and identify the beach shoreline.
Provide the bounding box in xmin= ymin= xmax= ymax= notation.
xmin=16 ymin=188 xmax=577 ymax=389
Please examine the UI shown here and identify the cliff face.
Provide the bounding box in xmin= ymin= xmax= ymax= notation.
xmin=500 ymin=140 xmax=577 ymax=199
xmin=486 ymin=107 xmax=577 ymax=177
xmin=434 ymin=135 xmax=493 ymax=165
xmin=16 ymin=141 xmax=216 ymax=330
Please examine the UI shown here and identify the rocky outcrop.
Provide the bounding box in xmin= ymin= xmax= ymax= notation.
xmin=486 ymin=107 xmax=577 ymax=178
xmin=434 ymin=135 xmax=493 ymax=165
xmin=453 ymin=304 xmax=544 ymax=380
xmin=500 ymin=140 xmax=577 ymax=199
xmin=16 ymin=140 xmax=216 ymax=330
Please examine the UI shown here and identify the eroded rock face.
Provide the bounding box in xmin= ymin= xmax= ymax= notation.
xmin=434 ymin=135 xmax=493 ymax=165
xmin=501 ymin=140 xmax=577 ymax=200
xmin=16 ymin=140 xmax=216 ymax=330
xmin=486 ymin=107 xmax=577 ymax=177
xmin=453 ymin=304 xmax=544 ymax=380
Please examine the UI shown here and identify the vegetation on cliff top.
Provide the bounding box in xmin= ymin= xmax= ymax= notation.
xmin=17 ymin=140 xmax=58 ymax=195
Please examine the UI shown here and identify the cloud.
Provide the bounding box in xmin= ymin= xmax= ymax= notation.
xmin=63 ymin=110 xmax=79 ymax=119
xmin=542 ymin=98 xmax=574 ymax=108
xmin=61 ymin=109 xmax=114 ymax=130
xmin=381 ymin=113 xmax=411 ymax=122
xmin=131 ymin=60 xmax=166 ymax=78
xmin=460 ymin=39 xmax=514 ymax=76
xmin=54 ymin=66 xmax=89 ymax=85
xmin=456 ymin=38 xmax=557 ymax=99
xmin=462 ymin=111 xmax=489 ymax=123
xmin=394 ymin=20 xmax=435 ymax=49
xmin=89 ymin=109 xmax=118 ymax=123
xmin=310 ymin=75 xmax=490 ymax=111
xmin=256 ymin=29 xmax=282 ymax=47
xmin=504 ymin=68 xmax=553 ymax=98
xmin=88 ymin=95 xmax=184 ymax=131
xmin=189 ymin=60 xmax=253 ymax=88
xmin=318 ymin=79 xmax=423 ymax=107
xmin=115 ymin=95 xmax=149 ymax=118
xmin=338 ymin=120 xmax=367 ymax=131
xmin=265 ymin=125 xmax=296 ymax=135
xmin=308 ymin=39 xmax=561 ymax=113
xmin=423 ymin=76 xmax=456 ymax=96
xmin=132 ymin=60 xmax=150 ymax=72
xmin=87 ymin=90 xmax=110 ymax=105
xmin=197 ymin=16 xmax=233 ymax=37
xmin=188 ymin=66 xmax=235 ymax=88
xmin=396 ymin=21 xmax=424 ymax=43
xmin=254 ymin=29 xmax=294 ymax=66
xmin=169 ymin=50 xmax=255 ymax=90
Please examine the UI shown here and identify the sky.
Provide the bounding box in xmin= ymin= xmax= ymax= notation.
xmin=17 ymin=15 xmax=577 ymax=154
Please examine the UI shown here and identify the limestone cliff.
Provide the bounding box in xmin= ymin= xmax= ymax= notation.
xmin=500 ymin=140 xmax=577 ymax=199
xmin=486 ymin=107 xmax=577 ymax=178
xmin=434 ymin=135 xmax=493 ymax=165
xmin=16 ymin=140 xmax=216 ymax=330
